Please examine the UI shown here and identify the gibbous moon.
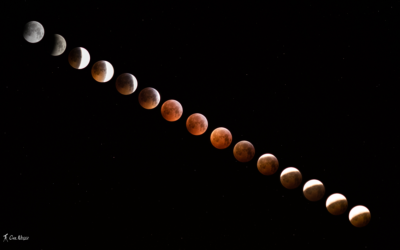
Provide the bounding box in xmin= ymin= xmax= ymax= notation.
xmin=233 ymin=140 xmax=255 ymax=163
xmin=210 ymin=127 xmax=232 ymax=149
xmin=68 ymin=47 xmax=90 ymax=69
xmin=303 ymin=179 xmax=325 ymax=201
xmin=186 ymin=113 xmax=208 ymax=135
xmin=23 ymin=21 xmax=44 ymax=43
xmin=50 ymin=34 xmax=67 ymax=56
xmin=349 ymin=205 xmax=371 ymax=227
xmin=161 ymin=100 xmax=183 ymax=122
xmin=116 ymin=73 xmax=137 ymax=95
xmin=138 ymin=87 xmax=160 ymax=109
xmin=257 ymin=153 xmax=279 ymax=176
xmin=326 ymin=193 xmax=348 ymax=215
xmin=280 ymin=167 xmax=302 ymax=189
xmin=91 ymin=60 xmax=114 ymax=83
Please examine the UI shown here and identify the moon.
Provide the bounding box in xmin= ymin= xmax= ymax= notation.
xmin=23 ymin=21 xmax=44 ymax=43
xmin=116 ymin=73 xmax=137 ymax=95
xmin=138 ymin=87 xmax=160 ymax=109
xmin=49 ymin=34 xmax=66 ymax=56
xmin=186 ymin=113 xmax=208 ymax=135
xmin=303 ymin=179 xmax=325 ymax=201
xmin=161 ymin=100 xmax=183 ymax=122
xmin=68 ymin=47 xmax=90 ymax=69
xmin=233 ymin=140 xmax=255 ymax=163
xmin=326 ymin=193 xmax=348 ymax=215
xmin=91 ymin=60 xmax=114 ymax=83
xmin=210 ymin=127 xmax=232 ymax=149
xmin=280 ymin=167 xmax=302 ymax=189
xmin=349 ymin=205 xmax=371 ymax=227
xmin=257 ymin=153 xmax=279 ymax=176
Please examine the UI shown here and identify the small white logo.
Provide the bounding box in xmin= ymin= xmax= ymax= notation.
xmin=2 ymin=233 xmax=29 ymax=242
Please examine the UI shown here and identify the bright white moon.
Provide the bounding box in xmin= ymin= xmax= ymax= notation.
xmin=23 ymin=21 xmax=44 ymax=43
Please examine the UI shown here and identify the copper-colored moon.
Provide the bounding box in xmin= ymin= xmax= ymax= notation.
xmin=161 ymin=100 xmax=183 ymax=122
xmin=257 ymin=153 xmax=279 ymax=176
xmin=233 ymin=140 xmax=255 ymax=163
xmin=115 ymin=73 xmax=137 ymax=95
xmin=303 ymin=179 xmax=325 ymax=201
xmin=210 ymin=127 xmax=232 ymax=149
xmin=326 ymin=193 xmax=348 ymax=215
xmin=280 ymin=167 xmax=302 ymax=189
xmin=186 ymin=113 xmax=208 ymax=135
xmin=138 ymin=87 xmax=160 ymax=109
xmin=349 ymin=205 xmax=371 ymax=227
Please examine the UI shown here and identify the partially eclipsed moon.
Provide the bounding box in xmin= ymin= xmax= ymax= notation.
xmin=161 ymin=100 xmax=183 ymax=122
xmin=233 ymin=140 xmax=255 ymax=163
xmin=257 ymin=153 xmax=279 ymax=176
xmin=326 ymin=193 xmax=348 ymax=215
xmin=303 ymin=179 xmax=325 ymax=201
xmin=186 ymin=113 xmax=208 ymax=135
xmin=138 ymin=87 xmax=160 ymax=109
xmin=115 ymin=73 xmax=137 ymax=95
xmin=210 ymin=127 xmax=232 ymax=149
xmin=68 ymin=47 xmax=90 ymax=69
xmin=91 ymin=60 xmax=114 ymax=82
xmin=349 ymin=205 xmax=371 ymax=227
xmin=50 ymin=34 xmax=67 ymax=56
xmin=280 ymin=167 xmax=302 ymax=189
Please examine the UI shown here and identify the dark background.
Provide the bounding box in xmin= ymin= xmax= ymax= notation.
xmin=2 ymin=1 xmax=397 ymax=249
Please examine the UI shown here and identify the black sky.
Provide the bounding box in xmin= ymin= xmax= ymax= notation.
xmin=2 ymin=1 xmax=397 ymax=248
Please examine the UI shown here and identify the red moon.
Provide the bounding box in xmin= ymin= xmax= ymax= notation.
xmin=210 ymin=127 xmax=232 ymax=149
xmin=280 ymin=167 xmax=302 ymax=189
xmin=257 ymin=153 xmax=279 ymax=175
xmin=233 ymin=140 xmax=255 ymax=162
xmin=186 ymin=113 xmax=208 ymax=135
xmin=161 ymin=100 xmax=183 ymax=122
